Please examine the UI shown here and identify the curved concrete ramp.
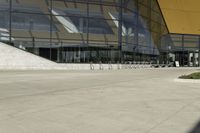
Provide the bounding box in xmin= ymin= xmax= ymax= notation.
xmin=0 ymin=42 xmax=57 ymax=70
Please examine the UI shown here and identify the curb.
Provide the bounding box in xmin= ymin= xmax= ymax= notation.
xmin=174 ymin=78 xmax=200 ymax=83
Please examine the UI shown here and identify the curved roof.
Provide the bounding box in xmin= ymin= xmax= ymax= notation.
xmin=158 ymin=0 xmax=200 ymax=35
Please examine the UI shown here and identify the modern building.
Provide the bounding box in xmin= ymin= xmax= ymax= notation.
xmin=0 ymin=0 xmax=199 ymax=67
xmin=159 ymin=0 xmax=200 ymax=67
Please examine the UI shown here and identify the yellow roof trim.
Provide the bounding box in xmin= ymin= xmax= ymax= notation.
xmin=158 ymin=0 xmax=200 ymax=35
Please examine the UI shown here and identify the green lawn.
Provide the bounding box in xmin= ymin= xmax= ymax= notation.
xmin=179 ymin=72 xmax=200 ymax=79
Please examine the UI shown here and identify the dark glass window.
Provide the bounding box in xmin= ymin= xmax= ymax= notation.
xmin=0 ymin=6 xmax=57 ymax=31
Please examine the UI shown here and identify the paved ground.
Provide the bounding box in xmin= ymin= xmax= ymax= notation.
xmin=0 ymin=68 xmax=200 ymax=133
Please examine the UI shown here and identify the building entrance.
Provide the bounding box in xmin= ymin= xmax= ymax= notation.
xmin=174 ymin=51 xmax=199 ymax=67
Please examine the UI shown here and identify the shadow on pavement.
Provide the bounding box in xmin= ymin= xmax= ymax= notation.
xmin=189 ymin=121 xmax=200 ymax=133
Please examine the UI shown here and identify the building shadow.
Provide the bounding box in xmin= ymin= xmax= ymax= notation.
xmin=188 ymin=120 xmax=200 ymax=133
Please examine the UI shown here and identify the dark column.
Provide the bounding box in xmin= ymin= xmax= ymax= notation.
xmin=181 ymin=35 xmax=184 ymax=66
xmin=148 ymin=0 xmax=152 ymax=61
xmin=49 ymin=0 xmax=53 ymax=60
xmin=9 ymin=0 xmax=12 ymax=44
xmin=86 ymin=0 xmax=89 ymax=63
xmin=32 ymin=37 xmax=35 ymax=54
xmin=118 ymin=0 xmax=123 ymax=63
xmin=199 ymin=36 xmax=200 ymax=67
xmin=60 ymin=41 xmax=63 ymax=62
xmin=134 ymin=0 xmax=139 ymax=61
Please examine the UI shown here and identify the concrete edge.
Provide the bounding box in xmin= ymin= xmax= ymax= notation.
xmin=174 ymin=78 xmax=200 ymax=83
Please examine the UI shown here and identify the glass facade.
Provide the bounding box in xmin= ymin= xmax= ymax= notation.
xmin=161 ymin=34 xmax=200 ymax=67
xmin=0 ymin=0 xmax=170 ymax=64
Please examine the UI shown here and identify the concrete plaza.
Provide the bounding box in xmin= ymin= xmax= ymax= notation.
xmin=0 ymin=68 xmax=200 ymax=133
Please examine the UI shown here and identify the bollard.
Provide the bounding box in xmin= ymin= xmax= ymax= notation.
xmin=90 ymin=62 xmax=94 ymax=70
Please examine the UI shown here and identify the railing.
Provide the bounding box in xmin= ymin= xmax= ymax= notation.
xmin=88 ymin=61 xmax=174 ymax=70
